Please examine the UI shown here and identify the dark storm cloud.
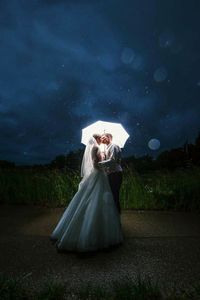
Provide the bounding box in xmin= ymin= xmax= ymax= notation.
xmin=0 ymin=0 xmax=200 ymax=164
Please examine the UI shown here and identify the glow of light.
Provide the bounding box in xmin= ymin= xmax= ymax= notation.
xmin=99 ymin=143 xmax=105 ymax=152
xmin=148 ymin=138 xmax=160 ymax=150
xmin=81 ymin=120 xmax=129 ymax=148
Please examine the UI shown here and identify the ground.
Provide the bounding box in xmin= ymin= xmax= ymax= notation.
xmin=0 ymin=204 xmax=200 ymax=292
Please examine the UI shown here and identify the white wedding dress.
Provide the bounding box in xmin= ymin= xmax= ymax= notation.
xmin=50 ymin=137 xmax=123 ymax=252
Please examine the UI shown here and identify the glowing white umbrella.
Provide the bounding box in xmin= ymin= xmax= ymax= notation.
xmin=81 ymin=120 xmax=129 ymax=148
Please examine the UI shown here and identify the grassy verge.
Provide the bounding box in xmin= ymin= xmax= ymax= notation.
xmin=121 ymin=166 xmax=200 ymax=210
xmin=0 ymin=273 xmax=200 ymax=300
xmin=0 ymin=166 xmax=200 ymax=211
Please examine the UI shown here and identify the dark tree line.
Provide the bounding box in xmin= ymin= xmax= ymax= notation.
xmin=1 ymin=131 xmax=200 ymax=173
xmin=49 ymin=149 xmax=84 ymax=171
xmin=123 ymin=131 xmax=200 ymax=173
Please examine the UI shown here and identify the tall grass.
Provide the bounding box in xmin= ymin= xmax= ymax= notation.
xmin=0 ymin=169 xmax=79 ymax=207
xmin=121 ymin=166 xmax=200 ymax=210
xmin=0 ymin=166 xmax=200 ymax=210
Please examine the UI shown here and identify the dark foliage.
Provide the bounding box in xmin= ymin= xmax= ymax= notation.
xmin=1 ymin=131 xmax=200 ymax=173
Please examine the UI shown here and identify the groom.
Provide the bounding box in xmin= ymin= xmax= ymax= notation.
xmin=98 ymin=133 xmax=123 ymax=214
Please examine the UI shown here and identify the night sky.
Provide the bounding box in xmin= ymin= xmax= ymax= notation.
xmin=0 ymin=0 xmax=200 ymax=165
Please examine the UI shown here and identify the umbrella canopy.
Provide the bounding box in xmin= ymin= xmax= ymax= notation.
xmin=81 ymin=120 xmax=129 ymax=148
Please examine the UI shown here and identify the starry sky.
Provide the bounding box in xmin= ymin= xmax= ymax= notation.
xmin=0 ymin=0 xmax=200 ymax=165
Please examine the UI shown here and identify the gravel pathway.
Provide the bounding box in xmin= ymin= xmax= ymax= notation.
xmin=0 ymin=204 xmax=200 ymax=291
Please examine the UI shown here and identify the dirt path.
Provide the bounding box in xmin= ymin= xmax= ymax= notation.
xmin=0 ymin=204 xmax=200 ymax=290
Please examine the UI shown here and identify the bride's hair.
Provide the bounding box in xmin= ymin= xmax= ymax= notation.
xmin=93 ymin=133 xmax=101 ymax=141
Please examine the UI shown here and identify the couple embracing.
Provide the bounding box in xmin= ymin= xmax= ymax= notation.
xmin=50 ymin=133 xmax=124 ymax=253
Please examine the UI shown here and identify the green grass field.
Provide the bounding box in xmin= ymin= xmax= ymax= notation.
xmin=0 ymin=166 xmax=200 ymax=211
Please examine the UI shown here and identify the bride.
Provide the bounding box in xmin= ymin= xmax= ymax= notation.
xmin=50 ymin=134 xmax=123 ymax=252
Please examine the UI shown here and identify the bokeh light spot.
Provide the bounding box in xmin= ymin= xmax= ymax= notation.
xmin=131 ymin=54 xmax=145 ymax=71
xmin=154 ymin=67 xmax=168 ymax=82
xmin=159 ymin=32 xmax=175 ymax=48
xmin=121 ymin=47 xmax=135 ymax=64
xmin=148 ymin=138 xmax=160 ymax=150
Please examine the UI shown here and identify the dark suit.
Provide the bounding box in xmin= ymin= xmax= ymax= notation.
xmin=105 ymin=143 xmax=123 ymax=214
xmin=107 ymin=171 xmax=122 ymax=214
